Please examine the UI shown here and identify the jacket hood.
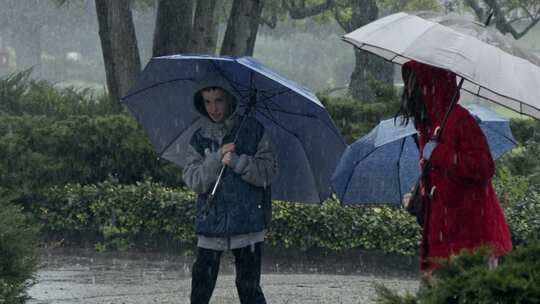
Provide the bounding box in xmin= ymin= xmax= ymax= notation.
xmin=192 ymin=77 xmax=241 ymax=124
xmin=402 ymin=61 xmax=460 ymax=125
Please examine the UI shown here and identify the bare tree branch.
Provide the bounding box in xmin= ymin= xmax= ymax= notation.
xmin=260 ymin=10 xmax=278 ymax=28
xmin=464 ymin=0 xmax=486 ymax=22
xmin=332 ymin=6 xmax=350 ymax=32
xmin=284 ymin=0 xmax=336 ymax=19
xmin=483 ymin=0 xmax=540 ymax=39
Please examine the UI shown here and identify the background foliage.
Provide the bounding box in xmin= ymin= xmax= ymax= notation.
xmin=374 ymin=241 xmax=540 ymax=303
xmin=0 ymin=71 xmax=539 ymax=255
xmin=0 ymin=190 xmax=39 ymax=304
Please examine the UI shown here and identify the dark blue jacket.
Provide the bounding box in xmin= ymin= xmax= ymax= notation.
xmin=187 ymin=117 xmax=274 ymax=237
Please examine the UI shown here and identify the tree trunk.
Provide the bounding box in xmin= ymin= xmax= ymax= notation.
xmin=220 ymin=0 xmax=263 ymax=57
xmin=152 ymin=0 xmax=195 ymax=57
xmin=348 ymin=0 xmax=393 ymax=102
xmin=95 ymin=0 xmax=141 ymax=104
xmin=190 ymin=0 xmax=218 ymax=54
xmin=349 ymin=50 xmax=394 ymax=102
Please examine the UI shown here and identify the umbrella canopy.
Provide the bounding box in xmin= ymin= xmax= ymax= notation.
xmin=331 ymin=104 xmax=517 ymax=205
xmin=122 ymin=55 xmax=346 ymax=203
xmin=343 ymin=12 xmax=540 ymax=119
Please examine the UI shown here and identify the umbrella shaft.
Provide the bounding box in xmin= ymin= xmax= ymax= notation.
xmin=210 ymin=113 xmax=251 ymax=196
xmin=211 ymin=166 xmax=226 ymax=196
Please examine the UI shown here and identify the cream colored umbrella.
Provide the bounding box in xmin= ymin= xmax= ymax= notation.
xmin=343 ymin=12 xmax=540 ymax=119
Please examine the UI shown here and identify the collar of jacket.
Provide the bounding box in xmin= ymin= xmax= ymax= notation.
xmin=198 ymin=114 xmax=242 ymax=140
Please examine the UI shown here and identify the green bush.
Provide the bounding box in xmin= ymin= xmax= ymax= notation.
xmin=0 ymin=115 xmax=183 ymax=203
xmin=268 ymin=199 xmax=420 ymax=254
xmin=35 ymin=179 xmax=197 ymax=251
xmin=509 ymin=118 xmax=540 ymax=144
xmin=494 ymin=159 xmax=540 ymax=247
xmin=502 ymin=191 xmax=540 ymax=247
xmin=497 ymin=118 xmax=540 ymax=185
xmin=373 ymin=242 xmax=540 ymax=303
xmin=0 ymin=193 xmax=39 ymax=304
xmin=321 ymin=95 xmax=400 ymax=143
xmin=33 ymin=175 xmax=540 ymax=254
xmin=0 ymin=70 xmax=119 ymax=117
xmin=35 ymin=179 xmax=421 ymax=254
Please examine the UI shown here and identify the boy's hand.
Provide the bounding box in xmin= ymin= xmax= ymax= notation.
xmin=221 ymin=143 xmax=235 ymax=155
xmin=222 ymin=152 xmax=233 ymax=166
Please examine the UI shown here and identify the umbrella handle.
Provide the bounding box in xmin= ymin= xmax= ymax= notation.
xmin=206 ymin=112 xmax=250 ymax=207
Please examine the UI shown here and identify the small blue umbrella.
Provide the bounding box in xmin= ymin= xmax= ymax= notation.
xmin=122 ymin=55 xmax=346 ymax=203
xmin=331 ymin=104 xmax=517 ymax=205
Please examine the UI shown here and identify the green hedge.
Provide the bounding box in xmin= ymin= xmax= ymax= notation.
xmin=34 ymin=179 xmax=422 ymax=254
xmin=35 ymin=179 xmax=197 ymax=251
xmin=0 ymin=193 xmax=39 ymax=304
xmin=2 ymin=72 xmax=540 ymax=257
xmin=374 ymin=241 xmax=540 ymax=303
xmin=34 ymin=178 xmax=540 ymax=254
xmin=0 ymin=70 xmax=119 ymax=117
xmin=320 ymin=95 xmax=400 ymax=144
xmin=0 ymin=115 xmax=183 ymax=203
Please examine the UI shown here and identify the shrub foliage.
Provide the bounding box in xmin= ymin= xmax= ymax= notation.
xmin=374 ymin=242 xmax=540 ymax=304
xmin=0 ymin=193 xmax=39 ymax=304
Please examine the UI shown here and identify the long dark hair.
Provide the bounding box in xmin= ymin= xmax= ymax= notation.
xmin=394 ymin=70 xmax=429 ymax=127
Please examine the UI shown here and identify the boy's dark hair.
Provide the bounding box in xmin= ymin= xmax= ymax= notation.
xmin=193 ymin=86 xmax=238 ymax=119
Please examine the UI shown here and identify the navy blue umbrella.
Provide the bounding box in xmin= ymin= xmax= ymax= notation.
xmin=331 ymin=104 xmax=517 ymax=205
xmin=122 ymin=55 xmax=346 ymax=203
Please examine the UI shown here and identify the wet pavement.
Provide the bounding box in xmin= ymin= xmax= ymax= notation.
xmin=28 ymin=246 xmax=420 ymax=304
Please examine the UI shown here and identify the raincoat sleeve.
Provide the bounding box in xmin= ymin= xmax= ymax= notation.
xmin=227 ymin=131 xmax=279 ymax=187
xmin=429 ymin=112 xmax=495 ymax=183
xmin=182 ymin=144 xmax=223 ymax=194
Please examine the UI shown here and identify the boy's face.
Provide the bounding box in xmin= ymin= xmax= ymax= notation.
xmin=202 ymin=89 xmax=230 ymax=123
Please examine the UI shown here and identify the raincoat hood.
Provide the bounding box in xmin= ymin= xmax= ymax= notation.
xmin=402 ymin=61 xmax=460 ymax=125
xmin=192 ymin=77 xmax=241 ymax=129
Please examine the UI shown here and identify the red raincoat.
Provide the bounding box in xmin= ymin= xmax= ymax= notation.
xmin=402 ymin=61 xmax=513 ymax=271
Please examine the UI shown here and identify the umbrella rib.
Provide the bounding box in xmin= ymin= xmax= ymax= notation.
xmin=254 ymin=108 xmax=323 ymax=203
xmin=254 ymin=108 xmax=298 ymax=138
xmin=342 ymin=142 xmax=382 ymax=203
xmin=121 ymin=77 xmax=195 ymax=100
xmin=256 ymin=105 xmax=318 ymax=119
xmin=256 ymin=97 xmax=345 ymax=148
xmin=481 ymin=124 xmax=518 ymax=146
xmin=209 ymin=61 xmax=250 ymax=100
xmin=158 ymin=116 xmax=201 ymax=156
xmin=206 ymin=60 xmax=342 ymax=130
xmin=251 ymin=88 xmax=321 ymax=119
xmin=235 ymin=90 xmax=317 ymax=119
xmin=257 ymin=89 xmax=292 ymax=108
xmin=257 ymin=97 xmax=282 ymax=128
xmin=258 ymin=89 xmax=346 ymax=145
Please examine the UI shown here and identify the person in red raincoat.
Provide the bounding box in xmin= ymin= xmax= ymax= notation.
xmin=398 ymin=61 xmax=513 ymax=277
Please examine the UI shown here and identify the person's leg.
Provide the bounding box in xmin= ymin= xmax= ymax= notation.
xmin=191 ymin=247 xmax=222 ymax=304
xmin=417 ymin=267 xmax=436 ymax=296
xmin=488 ymin=255 xmax=499 ymax=270
xmin=232 ymin=243 xmax=266 ymax=304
